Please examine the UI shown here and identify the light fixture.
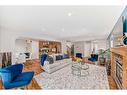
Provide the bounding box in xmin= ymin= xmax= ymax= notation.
xmin=68 ymin=12 xmax=72 ymax=17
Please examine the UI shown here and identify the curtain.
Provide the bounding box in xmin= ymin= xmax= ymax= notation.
xmin=0 ymin=52 xmax=12 ymax=68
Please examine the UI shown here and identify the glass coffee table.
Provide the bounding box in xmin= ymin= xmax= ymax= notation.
xmin=71 ymin=64 xmax=81 ymax=76
xmin=71 ymin=62 xmax=89 ymax=77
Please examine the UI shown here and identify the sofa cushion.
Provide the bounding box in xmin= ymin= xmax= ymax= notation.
xmin=6 ymin=64 xmax=23 ymax=80
xmin=63 ymin=54 xmax=69 ymax=59
xmin=13 ymin=72 xmax=34 ymax=82
xmin=62 ymin=58 xmax=72 ymax=63
xmin=44 ymin=60 xmax=62 ymax=69
xmin=56 ymin=55 xmax=63 ymax=61
xmin=44 ymin=62 xmax=70 ymax=74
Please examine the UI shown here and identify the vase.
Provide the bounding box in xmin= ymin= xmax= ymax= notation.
xmin=121 ymin=33 xmax=127 ymax=45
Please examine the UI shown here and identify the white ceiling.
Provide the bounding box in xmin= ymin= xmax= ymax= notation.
xmin=0 ymin=6 xmax=125 ymax=41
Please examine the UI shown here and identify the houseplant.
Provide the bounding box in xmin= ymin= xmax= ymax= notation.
xmin=98 ymin=49 xmax=106 ymax=65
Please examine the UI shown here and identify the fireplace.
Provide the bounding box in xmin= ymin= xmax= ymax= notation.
xmin=24 ymin=52 xmax=30 ymax=59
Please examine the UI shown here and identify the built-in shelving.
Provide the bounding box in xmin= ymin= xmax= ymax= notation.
xmin=39 ymin=41 xmax=61 ymax=56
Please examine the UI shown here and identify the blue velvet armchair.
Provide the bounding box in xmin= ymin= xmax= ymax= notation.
xmin=0 ymin=64 xmax=34 ymax=89
xmin=76 ymin=53 xmax=82 ymax=59
xmin=88 ymin=54 xmax=98 ymax=62
xmin=40 ymin=53 xmax=47 ymax=66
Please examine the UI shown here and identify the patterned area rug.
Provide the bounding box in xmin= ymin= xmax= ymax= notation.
xmin=34 ymin=63 xmax=109 ymax=89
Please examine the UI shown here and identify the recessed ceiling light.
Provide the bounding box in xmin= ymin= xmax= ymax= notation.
xmin=68 ymin=12 xmax=72 ymax=17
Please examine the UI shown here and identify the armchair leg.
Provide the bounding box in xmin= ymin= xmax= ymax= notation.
xmin=13 ymin=85 xmax=28 ymax=90
xmin=95 ymin=62 xmax=98 ymax=65
xmin=0 ymin=77 xmax=4 ymax=89
xmin=18 ymin=85 xmax=28 ymax=89
xmin=24 ymin=85 xmax=28 ymax=89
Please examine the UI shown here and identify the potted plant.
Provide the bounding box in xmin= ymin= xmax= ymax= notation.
xmin=98 ymin=49 xmax=106 ymax=65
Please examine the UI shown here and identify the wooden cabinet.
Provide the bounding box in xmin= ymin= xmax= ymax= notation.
xmin=39 ymin=41 xmax=61 ymax=54
xmin=111 ymin=46 xmax=127 ymax=89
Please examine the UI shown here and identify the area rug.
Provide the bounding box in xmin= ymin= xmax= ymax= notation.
xmin=34 ymin=63 xmax=109 ymax=89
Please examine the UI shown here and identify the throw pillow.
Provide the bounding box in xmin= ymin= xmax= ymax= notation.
xmin=63 ymin=54 xmax=69 ymax=59
xmin=56 ymin=55 xmax=63 ymax=61
xmin=46 ymin=55 xmax=54 ymax=64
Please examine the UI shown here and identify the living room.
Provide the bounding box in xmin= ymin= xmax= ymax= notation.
xmin=0 ymin=5 xmax=127 ymax=91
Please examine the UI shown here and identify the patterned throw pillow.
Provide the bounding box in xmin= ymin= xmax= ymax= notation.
xmin=56 ymin=55 xmax=63 ymax=61
xmin=46 ymin=55 xmax=54 ymax=64
xmin=63 ymin=54 xmax=69 ymax=59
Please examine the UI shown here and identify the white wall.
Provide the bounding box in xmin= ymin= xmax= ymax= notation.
xmin=1 ymin=30 xmax=16 ymax=52
xmin=97 ymin=40 xmax=107 ymax=50
xmin=0 ymin=31 xmax=1 ymax=51
xmin=73 ymin=41 xmax=85 ymax=57
xmin=15 ymin=39 xmax=30 ymax=53
xmin=108 ymin=16 xmax=123 ymax=47
xmin=91 ymin=40 xmax=107 ymax=52
xmin=31 ymin=40 xmax=39 ymax=59
xmin=84 ymin=41 xmax=91 ymax=57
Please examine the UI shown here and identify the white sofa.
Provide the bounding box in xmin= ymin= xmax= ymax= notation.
xmin=43 ymin=58 xmax=72 ymax=74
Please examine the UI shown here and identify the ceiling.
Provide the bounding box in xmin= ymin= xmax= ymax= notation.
xmin=0 ymin=6 xmax=125 ymax=41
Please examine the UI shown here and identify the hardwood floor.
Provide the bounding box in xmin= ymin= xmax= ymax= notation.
xmin=23 ymin=59 xmax=44 ymax=76
xmin=0 ymin=59 xmax=118 ymax=90
xmin=23 ymin=59 xmax=44 ymax=89
xmin=108 ymin=75 xmax=118 ymax=89
xmin=27 ymin=78 xmax=41 ymax=89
